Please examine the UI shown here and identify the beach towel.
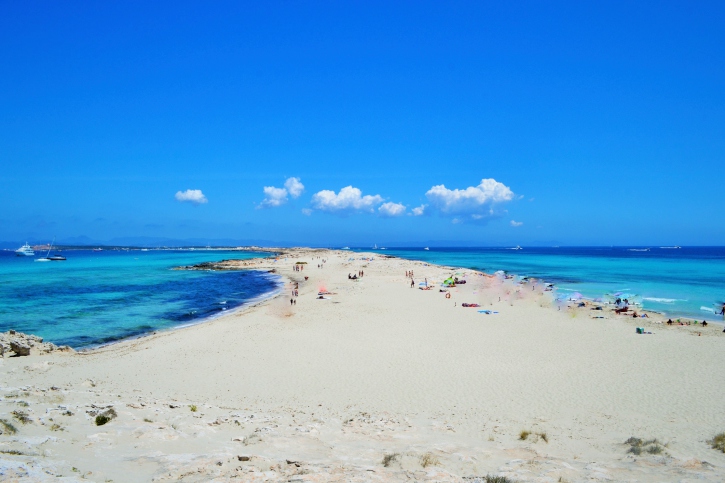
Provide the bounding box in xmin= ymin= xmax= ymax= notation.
xmin=477 ymin=310 xmax=498 ymax=314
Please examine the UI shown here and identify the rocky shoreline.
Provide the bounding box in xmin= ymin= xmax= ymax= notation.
xmin=0 ymin=330 xmax=74 ymax=357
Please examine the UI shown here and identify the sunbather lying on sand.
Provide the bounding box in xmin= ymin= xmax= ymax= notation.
xmin=461 ymin=303 xmax=480 ymax=308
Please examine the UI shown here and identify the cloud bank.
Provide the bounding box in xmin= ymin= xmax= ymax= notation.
xmin=424 ymin=178 xmax=514 ymax=223
xmin=175 ymin=189 xmax=208 ymax=204
xmin=259 ymin=177 xmax=305 ymax=208
xmin=310 ymin=186 xmax=384 ymax=214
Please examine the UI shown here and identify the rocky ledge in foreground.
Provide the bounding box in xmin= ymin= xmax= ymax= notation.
xmin=0 ymin=330 xmax=74 ymax=357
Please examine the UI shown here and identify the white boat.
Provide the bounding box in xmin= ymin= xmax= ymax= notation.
xmin=341 ymin=247 xmax=350 ymax=250
xmin=35 ymin=238 xmax=55 ymax=262
xmin=15 ymin=243 xmax=35 ymax=256
xmin=423 ymin=247 xmax=429 ymax=251
xmin=372 ymin=244 xmax=378 ymax=250
xmin=508 ymin=245 xmax=523 ymax=250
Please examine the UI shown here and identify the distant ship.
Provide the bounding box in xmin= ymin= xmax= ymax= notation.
xmin=372 ymin=244 xmax=378 ymax=250
xmin=15 ymin=243 xmax=35 ymax=256
xmin=341 ymin=247 xmax=350 ymax=250
xmin=508 ymin=245 xmax=523 ymax=250
xmin=423 ymin=247 xmax=430 ymax=251
xmin=660 ymin=246 xmax=681 ymax=249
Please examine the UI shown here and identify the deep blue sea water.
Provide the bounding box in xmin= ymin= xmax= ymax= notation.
xmin=0 ymin=249 xmax=279 ymax=348
xmin=360 ymin=247 xmax=725 ymax=322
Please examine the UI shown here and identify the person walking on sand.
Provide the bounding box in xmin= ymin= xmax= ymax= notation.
xmin=411 ymin=279 xmax=415 ymax=288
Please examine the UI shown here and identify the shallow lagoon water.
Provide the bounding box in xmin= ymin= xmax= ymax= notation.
xmin=0 ymin=249 xmax=279 ymax=348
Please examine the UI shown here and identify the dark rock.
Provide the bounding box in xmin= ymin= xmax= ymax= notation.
xmin=10 ymin=340 xmax=31 ymax=356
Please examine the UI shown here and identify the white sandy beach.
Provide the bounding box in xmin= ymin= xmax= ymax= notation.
xmin=1 ymin=249 xmax=724 ymax=482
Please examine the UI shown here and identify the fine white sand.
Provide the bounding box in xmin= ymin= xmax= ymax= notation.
xmin=1 ymin=249 xmax=724 ymax=482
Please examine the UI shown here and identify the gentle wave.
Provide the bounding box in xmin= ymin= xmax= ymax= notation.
xmin=643 ymin=297 xmax=685 ymax=304
xmin=701 ymin=306 xmax=716 ymax=313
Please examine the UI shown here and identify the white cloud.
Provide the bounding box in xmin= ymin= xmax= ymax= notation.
xmin=259 ymin=186 xmax=288 ymax=208
xmin=301 ymin=208 xmax=313 ymax=216
xmin=424 ymin=178 xmax=514 ymax=223
xmin=310 ymin=186 xmax=384 ymax=214
xmin=510 ymin=220 xmax=524 ymax=227
xmin=284 ymin=177 xmax=305 ymax=198
xmin=378 ymin=202 xmax=406 ymax=217
xmin=175 ymin=189 xmax=208 ymax=204
xmin=259 ymin=177 xmax=305 ymax=208
xmin=411 ymin=204 xmax=427 ymax=216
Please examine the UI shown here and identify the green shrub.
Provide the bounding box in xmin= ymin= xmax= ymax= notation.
xmin=95 ymin=414 xmax=111 ymax=426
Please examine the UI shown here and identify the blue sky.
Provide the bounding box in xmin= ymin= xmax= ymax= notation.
xmin=1 ymin=1 xmax=724 ymax=246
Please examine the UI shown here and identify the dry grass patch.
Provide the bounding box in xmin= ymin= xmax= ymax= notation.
xmin=484 ymin=476 xmax=516 ymax=483
xmin=11 ymin=410 xmax=31 ymax=424
xmin=420 ymin=452 xmax=440 ymax=468
xmin=382 ymin=453 xmax=400 ymax=467
xmin=0 ymin=419 xmax=18 ymax=435
xmin=519 ymin=429 xmax=548 ymax=443
xmin=709 ymin=432 xmax=725 ymax=453
xmin=625 ymin=437 xmax=667 ymax=455
xmin=0 ymin=449 xmax=26 ymax=455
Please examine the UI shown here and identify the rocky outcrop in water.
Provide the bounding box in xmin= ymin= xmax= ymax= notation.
xmin=0 ymin=330 xmax=74 ymax=357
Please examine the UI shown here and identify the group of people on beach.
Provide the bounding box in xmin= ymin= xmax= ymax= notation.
xmin=293 ymin=264 xmax=304 ymax=272
xmin=348 ymin=270 xmax=364 ymax=279
xmin=290 ymin=281 xmax=299 ymax=305
xmin=406 ymin=270 xmax=416 ymax=288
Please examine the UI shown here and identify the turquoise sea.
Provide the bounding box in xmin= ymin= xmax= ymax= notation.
xmin=0 ymin=249 xmax=279 ymax=349
xmin=366 ymin=247 xmax=725 ymax=323
xmin=2 ymin=246 xmax=723 ymax=349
